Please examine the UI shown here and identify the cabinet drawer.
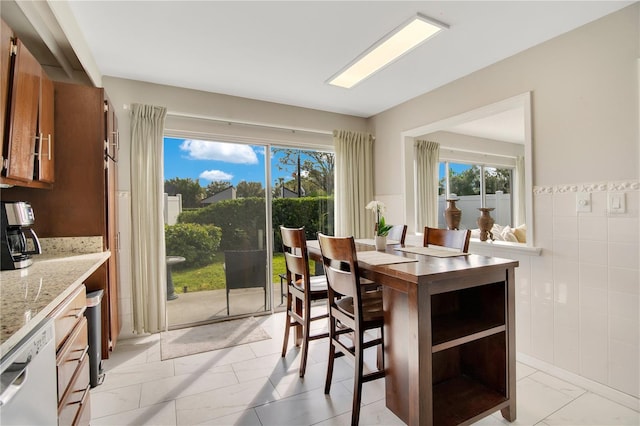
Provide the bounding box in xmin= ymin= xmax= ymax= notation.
xmin=56 ymin=317 xmax=88 ymax=402
xmin=51 ymin=285 xmax=87 ymax=350
xmin=58 ymin=355 xmax=90 ymax=426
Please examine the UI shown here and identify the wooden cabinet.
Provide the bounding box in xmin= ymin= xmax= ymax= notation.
xmin=377 ymin=259 xmax=516 ymax=426
xmin=104 ymin=99 xmax=120 ymax=351
xmin=0 ymin=19 xmax=54 ymax=188
xmin=1 ymin=20 xmax=13 ymax=155
xmin=37 ymin=73 xmax=55 ymax=183
xmin=3 ymin=82 xmax=120 ymax=359
xmin=430 ymin=282 xmax=509 ymax=425
xmin=51 ymin=285 xmax=91 ymax=426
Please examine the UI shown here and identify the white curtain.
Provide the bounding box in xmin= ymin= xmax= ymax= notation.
xmin=334 ymin=129 xmax=374 ymax=238
xmin=414 ymin=140 xmax=440 ymax=229
xmin=514 ymin=155 xmax=526 ymax=227
xmin=130 ymin=104 xmax=168 ymax=334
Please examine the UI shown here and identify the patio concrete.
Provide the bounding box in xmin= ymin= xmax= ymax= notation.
xmin=166 ymin=283 xmax=287 ymax=328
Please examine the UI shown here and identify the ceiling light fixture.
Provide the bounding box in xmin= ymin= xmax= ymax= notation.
xmin=328 ymin=13 xmax=448 ymax=89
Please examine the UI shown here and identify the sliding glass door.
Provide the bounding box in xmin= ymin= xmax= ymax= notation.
xmin=162 ymin=136 xmax=335 ymax=328
xmin=163 ymin=137 xmax=270 ymax=328
xmin=270 ymin=147 xmax=335 ymax=310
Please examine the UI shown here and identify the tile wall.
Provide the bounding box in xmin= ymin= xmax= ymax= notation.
xmin=472 ymin=180 xmax=639 ymax=401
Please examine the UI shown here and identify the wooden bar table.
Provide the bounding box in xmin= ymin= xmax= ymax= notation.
xmin=307 ymin=240 xmax=518 ymax=426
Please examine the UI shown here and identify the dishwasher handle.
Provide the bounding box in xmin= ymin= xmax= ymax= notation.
xmin=0 ymin=357 xmax=30 ymax=407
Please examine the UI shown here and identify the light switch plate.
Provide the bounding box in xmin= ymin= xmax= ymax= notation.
xmin=608 ymin=192 xmax=626 ymax=214
xmin=576 ymin=192 xmax=591 ymax=212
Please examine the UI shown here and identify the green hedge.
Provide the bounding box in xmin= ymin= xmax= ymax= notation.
xmin=164 ymin=223 xmax=222 ymax=269
xmin=177 ymin=196 xmax=333 ymax=251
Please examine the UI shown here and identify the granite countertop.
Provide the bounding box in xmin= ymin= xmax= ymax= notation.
xmin=0 ymin=237 xmax=110 ymax=357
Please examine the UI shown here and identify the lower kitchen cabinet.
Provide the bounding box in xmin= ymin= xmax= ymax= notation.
xmin=51 ymin=284 xmax=91 ymax=426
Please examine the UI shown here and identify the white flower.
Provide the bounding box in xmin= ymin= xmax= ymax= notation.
xmin=365 ymin=200 xmax=386 ymax=214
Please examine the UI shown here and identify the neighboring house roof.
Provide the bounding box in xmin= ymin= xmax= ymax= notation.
xmin=201 ymin=186 xmax=236 ymax=204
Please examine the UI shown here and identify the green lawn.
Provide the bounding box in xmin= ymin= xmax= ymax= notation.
xmin=171 ymin=251 xmax=288 ymax=294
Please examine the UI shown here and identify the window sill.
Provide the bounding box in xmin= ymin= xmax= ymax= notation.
xmin=469 ymin=239 xmax=542 ymax=256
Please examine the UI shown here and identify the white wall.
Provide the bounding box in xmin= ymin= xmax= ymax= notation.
xmin=369 ymin=4 xmax=639 ymax=401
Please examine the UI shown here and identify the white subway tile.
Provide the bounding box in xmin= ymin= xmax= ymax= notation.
xmin=609 ymin=339 xmax=640 ymax=397
xmin=578 ymin=216 xmax=608 ymax=241
xmin=609 ymin=289 xmax=640 ymax=319
xmin=553 ymin=192 xmax=578 ymax=217
xmin=553 ymin=239 xmax=579 ymax=262
xmin=581 ymin=287 xmax=607 ymax=311
xmin=610 ymin=313 xmax=640 ymax=345
xmin=579 ymin=263 xmax=608 ymax=290
xmin=608 ymin=267 xmax=639 ymax=294
xmin=608 ymin=242 xmax=640 ymax=269
xmin=579 ymin=307 xmax=608 ymax=384
xmin=554 ymin=322 xmax=580 ymax=373
xmin=579 ymin=240 xmax=608 ymax=265
xmin=608 ymin=217 xmax=639 ymax=243
xmin=553 ymin=217 xmax=579 ymax=241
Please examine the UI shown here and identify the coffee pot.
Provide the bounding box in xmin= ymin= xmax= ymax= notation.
xmin=1 ymin=201 xmax=42 ymax=270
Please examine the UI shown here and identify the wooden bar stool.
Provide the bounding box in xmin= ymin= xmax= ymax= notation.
xmin=280 ymin=226 xmax=329 ymax=377
xmin=318 ymin=233 xmax=385 ymax=426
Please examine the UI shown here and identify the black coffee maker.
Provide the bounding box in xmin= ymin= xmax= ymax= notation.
xmin=1 ymin=201 xmax=42 ymax=270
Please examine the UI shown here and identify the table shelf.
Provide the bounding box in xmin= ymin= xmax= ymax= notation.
xmin=432 ymin=315 xmax=505 ymax=352
xmin=433 ymin=375 xmax=508 ymax=426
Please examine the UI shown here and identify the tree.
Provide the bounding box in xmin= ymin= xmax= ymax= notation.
xmin=440 ymin=165 xmax=512 ymax=196
xmin=448 ymin=165 xmax=481 ymax=196
xmin=273 ymin=148 xmax=335 ymax=195
xmin=236 ymin=181 xmax=264 ymax=198
xmin=485 ymin=168 xmax=512 ymax=194
xmin=205 ymin=180 xmax=231 ymax=197
xmin=164 ymin=177 xmax=205 ymax=208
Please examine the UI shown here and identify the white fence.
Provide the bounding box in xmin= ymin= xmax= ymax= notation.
xmin=164 ymin=193 xmax=183 ymax=225
xmin=437 ymin=192 xmax=512 ymax=230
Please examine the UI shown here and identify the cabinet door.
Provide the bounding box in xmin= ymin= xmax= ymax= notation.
xmin=1 ymin=20 xmax=13 ymax=148
xmin=104 ymin=100 xmax=118 ymax=162
xmin=4 ymin=39 xmax=39 ymax=182
xmin=104 ymin=98 xmax=120 ymax=351
xmin=37 ymin=72 xmax=54 ymax=183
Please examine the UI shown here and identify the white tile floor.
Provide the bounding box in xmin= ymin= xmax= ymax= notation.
xmin=91 ymin=311 xmax=640 ymax=425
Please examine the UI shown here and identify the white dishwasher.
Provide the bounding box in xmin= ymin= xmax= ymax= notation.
xmin=0 ymin=318 xmax=57 ymax=425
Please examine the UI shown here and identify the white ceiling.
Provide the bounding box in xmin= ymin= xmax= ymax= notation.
xmin=5 ymin=1 xmax=633 ymax=141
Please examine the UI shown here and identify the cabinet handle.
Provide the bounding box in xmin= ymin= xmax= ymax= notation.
xmin=67 ymin=305 xmax=87 ymax=319
xmin=45 ymin=134 xmax=52 ymax=160
xmin=67 ymin=384 xmax=90 ymax=407
xmin=33 ymin=134 xmax=51 ymax=160
xmin=112 ymin=131 xmax=119 ymax=152
xmin=67 ymin=346 xmax=88 ymax=364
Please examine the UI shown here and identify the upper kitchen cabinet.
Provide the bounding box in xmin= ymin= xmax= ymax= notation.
xmin=1 ymin=20 xmax=13 ymax=151
xmin=0 ymin=19 xmax=54 ymax=188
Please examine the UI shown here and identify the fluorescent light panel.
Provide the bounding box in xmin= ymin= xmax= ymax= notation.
xmin=328 ymin=13 xmax=447 ymax=89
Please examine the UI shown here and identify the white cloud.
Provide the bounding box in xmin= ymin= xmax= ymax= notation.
xmin=199 ymin=170 xmax=233 ymax=181
xmin=180 ymin=139 xmax=258 ymax=164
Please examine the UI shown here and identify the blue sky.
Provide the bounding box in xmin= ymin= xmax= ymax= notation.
xmin=164 ymin=137 xmax=308 ymax=187
xmin=164 ymin=137 xmax=472 ymax=188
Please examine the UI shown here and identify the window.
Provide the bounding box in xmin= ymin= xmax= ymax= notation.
xmin=438 ymin=161 xmax=514 ymax=231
